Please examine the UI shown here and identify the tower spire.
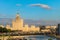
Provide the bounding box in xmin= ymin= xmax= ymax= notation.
xmin=16 ymin=7 xmax=20 ymax=18
xmin=15 ymin=4 xmax=21 ymax=21
xmin=16 ymin=13 xmax=19 ymax=17
xmin=15 ymin=11 xmax=20 ymax=22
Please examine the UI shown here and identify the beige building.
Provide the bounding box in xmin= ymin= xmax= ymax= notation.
xmin=41 ymin=29 xmax=51 ymax=33
xmin=6 ymin=13 xmax=40 ymax=32
xmin=45 ymin=25 xmax=51 ymax=29
xmin=45 ymin=25 xmax=57 ymax=29
xmin=50 ymin=26 xmax=57 ymax=29
xmin=0 ymin=25 xmax=4 ymax=28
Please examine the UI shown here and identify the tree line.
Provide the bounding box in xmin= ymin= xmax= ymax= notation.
xmin=0 ymin=27 xmax=11 ymax=33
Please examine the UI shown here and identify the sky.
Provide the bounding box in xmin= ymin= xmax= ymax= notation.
xmin=0 ymin=0 xmax=60 ymax=20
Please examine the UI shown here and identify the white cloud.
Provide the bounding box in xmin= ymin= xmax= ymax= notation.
xmin=29 ymin=4 xmax=51 ymax=9
xmin=16 ymin=4 xmax=21 ymax=6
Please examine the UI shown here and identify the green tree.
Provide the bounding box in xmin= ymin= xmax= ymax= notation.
xmin=2 ymin=28 xmax=8 ymax=32
xmin=0 ymin=27 xmax=3 ymax=32
xmin=48 ymin=38 xmax=52 ymax=40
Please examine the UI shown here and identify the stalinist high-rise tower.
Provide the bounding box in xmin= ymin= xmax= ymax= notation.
xmin=6 ymin=13 xmax=39 ymax=32
xmin=12 ymin=13 xmax=23 ymax=30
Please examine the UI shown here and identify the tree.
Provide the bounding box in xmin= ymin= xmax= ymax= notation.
xmin=2 ymin=28 xmax=8 ymax=32
xmin=0 ymin=27 xmax=11 ymax=33
xmin=48 ymin=38 xmax=52 ymax=40
xmin=0 ymin=27 xmax=3 ymax=32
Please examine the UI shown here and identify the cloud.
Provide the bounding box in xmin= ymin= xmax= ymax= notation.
xmin=16 ymin=4 xmax=21 ymax=6
xmin=29 ymin=4 xmax=51 ymax=9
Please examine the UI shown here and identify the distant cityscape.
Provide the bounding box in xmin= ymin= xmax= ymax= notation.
xmin=0 ymin=13 xmax=60 ymax=40
xmin=0 ymin=0 xmax=60 ymax=40
xmin=0 ymin=12 xmax=60 ymax=35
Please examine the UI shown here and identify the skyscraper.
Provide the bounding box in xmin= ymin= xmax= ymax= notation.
xmin=6 ymin=13 xmax=39 ymax=32
xmin=57 ymin=24 xmax=60 ymax=35
xmin=12 ymin=13 xmax=23 ymax=30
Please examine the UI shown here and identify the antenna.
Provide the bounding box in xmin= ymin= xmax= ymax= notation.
xmin=16 ymin=4 xmax=21 ymax=18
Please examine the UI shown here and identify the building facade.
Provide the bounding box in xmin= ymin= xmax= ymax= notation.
xmin=6 ymin=13 xmax=40 ymax=32
xmin=56 ymin=24 xmax=60 ymax=35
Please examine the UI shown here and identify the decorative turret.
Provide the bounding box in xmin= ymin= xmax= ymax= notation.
xmin=16 ymin=13 xmax=20 ymax=17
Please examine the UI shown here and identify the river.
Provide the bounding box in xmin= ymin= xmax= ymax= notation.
xmin=0 ymin=35 xmax=59 ymax=40
xmin=25 ymin=35 xmax=56 ymax=40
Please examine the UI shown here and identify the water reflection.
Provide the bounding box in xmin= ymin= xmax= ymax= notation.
xmin=25 ymin=35 xmax=56 ymax=40
xmin=0 ymin=35 xmax=58 ymax=40
xmin=56 ymin=38 xmax=60 ymax=40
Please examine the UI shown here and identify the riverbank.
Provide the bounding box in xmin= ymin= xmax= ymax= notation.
xmin=0 ymin=32 xmax=51 ymax=36
xmin=47 ymin=34 xmax=60 ymax=38
xmin=0 ymin=33 xmax=60 ymax=39
xmin=0 ymin=35 xmax=56 ymax=40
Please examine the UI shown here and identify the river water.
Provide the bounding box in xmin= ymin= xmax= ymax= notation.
xmin=0 ymin=35 xmax=59 ymax=40
xmin=24 ymin=35 xmax=56 ymax=40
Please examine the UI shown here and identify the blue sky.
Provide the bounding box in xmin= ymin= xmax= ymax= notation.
xmin=0 ymin=0 xmax=60 ymax=20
